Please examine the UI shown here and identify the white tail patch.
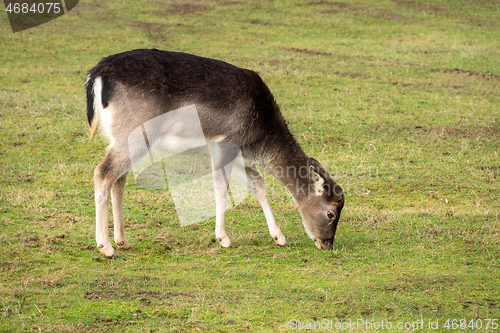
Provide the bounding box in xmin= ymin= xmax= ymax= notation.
xmin=100 ymin=104 xmax=115 ymax=149
xmin=89 ymin=77 xmax=116 ymax=148
xmin=89 ymin=76 xmax=102 ymax=139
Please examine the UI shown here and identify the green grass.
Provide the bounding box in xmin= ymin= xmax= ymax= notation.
xmin=0 ymin=0 xmax=499 ymax=331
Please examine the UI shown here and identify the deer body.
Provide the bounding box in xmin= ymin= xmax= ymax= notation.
xmin=86 ymin=49 xmax=343 ymax=257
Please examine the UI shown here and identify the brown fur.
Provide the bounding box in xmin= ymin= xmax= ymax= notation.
xmin=86 ymin=49 xmax=344 ymax=257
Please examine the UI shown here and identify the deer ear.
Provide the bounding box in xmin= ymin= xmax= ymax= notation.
xmin=309 ymin=165 xmax=325 ymax=195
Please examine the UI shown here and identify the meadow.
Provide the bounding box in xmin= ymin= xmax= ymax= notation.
xmin=0 ymin=0 xmax=499 ymax=331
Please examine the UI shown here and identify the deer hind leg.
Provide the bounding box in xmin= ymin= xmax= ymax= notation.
xmin=234 ymin=165 xmax=288 ymax=246
xmin=94 ymin=151 xmax=130 ymax=257
xmin=111 ymin=172 xmax=130 ymax=249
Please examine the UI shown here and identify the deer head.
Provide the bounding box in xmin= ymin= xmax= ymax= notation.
xmin=297 ymin=158 xmax=344 ymax=250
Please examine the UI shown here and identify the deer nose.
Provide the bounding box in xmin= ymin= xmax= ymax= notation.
xmin=323 ymin=241 xmax=334 ymax=250
xmin=315 ymin=239 xmax=334 ymax=250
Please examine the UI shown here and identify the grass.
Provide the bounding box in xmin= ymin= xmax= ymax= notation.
xmin=0 ymin=0 xmax=499 ymax=331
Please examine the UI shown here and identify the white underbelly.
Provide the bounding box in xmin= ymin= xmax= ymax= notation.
xmin=155 ymin=135 xmax=209 ymax=155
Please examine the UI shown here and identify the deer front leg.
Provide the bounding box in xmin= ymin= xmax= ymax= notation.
xmin=245 ymin=167 xmax=288 ymax=246
xmin=213 ymin=165 xmax=232 ymax=248
xmin=111 ymin=172 xmax=130 ymax=249
xmin=210 ymin=142 xmax=239 ymax=248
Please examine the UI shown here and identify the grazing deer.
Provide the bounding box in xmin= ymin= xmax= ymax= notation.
xmin=85 ymin=49 xmax=344 ymax=258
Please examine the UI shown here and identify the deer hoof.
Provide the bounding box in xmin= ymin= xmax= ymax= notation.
xmin=97 ymin=242 xmax=115 ymax=258
xmin=116 ymin=239 xmax=130 ymax=249
xmin=217 ymin=237 xmax=232 ymax=248
xmin=273 ymin=234 xmax=288 ymax=246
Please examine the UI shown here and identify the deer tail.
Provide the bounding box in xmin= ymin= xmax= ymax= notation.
xmin=85 ymin=75 xmax=104 ymax=140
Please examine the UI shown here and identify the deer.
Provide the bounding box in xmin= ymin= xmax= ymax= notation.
xmin=85 ymin=49 xmax=344 ymax=258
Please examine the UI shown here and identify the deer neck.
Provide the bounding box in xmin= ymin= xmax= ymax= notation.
xmin=266 ymin=136 xmax=311 ymax=203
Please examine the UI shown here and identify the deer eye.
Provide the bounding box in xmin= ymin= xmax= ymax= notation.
xmin=327 ymin=211 xmax=335 ymax=220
